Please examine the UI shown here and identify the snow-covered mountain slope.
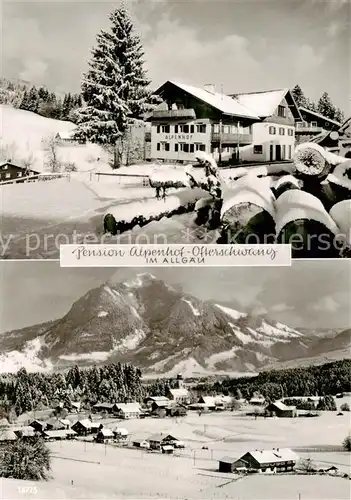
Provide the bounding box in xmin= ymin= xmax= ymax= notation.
xmin=0 ymin=273 xmax=349 ymax=374
xmin=0 ymin=104 xmax=107 ymax=172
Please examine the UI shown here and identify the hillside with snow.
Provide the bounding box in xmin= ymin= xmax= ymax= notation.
xmin=0 ymin=105 xmax=108 ymax=173
xmin=0 ymin=273 xmax=349 ymax=375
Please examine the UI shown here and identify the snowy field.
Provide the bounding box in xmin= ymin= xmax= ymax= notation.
xmin=0 ymin=105 xmax=109 ymax=173
xmin=2 ymin=411 xmax=350 ymax=500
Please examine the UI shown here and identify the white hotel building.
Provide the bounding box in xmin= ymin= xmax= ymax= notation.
xmin=146 ymin=81 xmax=302 ymax=164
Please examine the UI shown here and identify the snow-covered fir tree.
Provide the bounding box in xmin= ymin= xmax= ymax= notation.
xmin=75 ymin=3 xmax=158 ymax=165
xmin=292 ymin=84 xmax=308 ymax=108
xmin=317 ymin=92 xmax=336 ymax=120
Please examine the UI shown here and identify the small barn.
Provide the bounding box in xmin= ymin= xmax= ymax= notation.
xmin=0 ymin=418 xmax=10 ymax=428
xmin=266 ymin=401 xmax=297 ymax=418
xmin=0 ymin=430 xmax=18 ymax=443
xmin=92 ymin=403 xmax=116 ymax=414
xmin=46 ymin=418 xmax=67 ymax=431
xmin=95 ymin=428 xmax=114 ymax=443
xmin=113 ymin=427 xmax=128 ymax=440
xmin=71 ymin=419 xmax=99 ymax=436
xmin=42 ymin=430 xmax=76 ymax=441
xmin=162 ymin=445 xmax=174 ymax=455
xmin=148 ymin=434 xmax=178 ymax=450
xmin=29 ymin=420 xmax=46 ymax=433
xmin=219 ymin=456 xmax=244 ymax=473
xmin=132 ymin=437 xmax=150 ymax=449
xmin=115 ymin=403 xmax=141 ymax=419
xmin=13 ymin=426 xmax=36 ymax=439
xmin=249 ymin=396 xmax=266 ymax=406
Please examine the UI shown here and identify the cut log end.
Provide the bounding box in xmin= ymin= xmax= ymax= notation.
xmin=277 ymin=219 xmax=341 ymax=258
xmin=294 ymin=147 xmax=331 ymax=180
xmin=218 ymin=202 xmax=276 ymax=244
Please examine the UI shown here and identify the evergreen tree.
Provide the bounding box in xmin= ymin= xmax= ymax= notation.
xmin=317 ymin=92 xmax=336 ymax=120
xmin=0 ymin=437 xmax=51 ymax=481
xmin=292 ymin=84 xmax=308 ymax=108
xmin=19 ymin=90 xmax=30 ymax=111
xmin=75 ymin=3 xmax=158 ymax=166
xmin=334 ymin=108 xmax=345 ymax=124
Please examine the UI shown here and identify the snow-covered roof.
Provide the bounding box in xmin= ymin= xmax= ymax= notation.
xmin=0 ymin=418 xmax=10 ymax=427
xmin=234 ymin=89 xmax=293 ymax=118
xmin=98 ymin=428 xmax=114 ymax=437
xmin=56 ymin=129 xmax=76 ymax=140
xmin=74 ymin=419 xmax=92 ymax=428
xmin=0 ymin=430 xmax=17 ymax=441
xmin=43 ymin=429 xmax=76 ymax=438
xmin=299 ymin=107 xmax=341 ymax=127
xmin=115 ymin=403 xmax=141 ymax=413
xmin=248 ymin=448 xmax=299 ymax=464
xmin=269 ymin=401 xmax=296 ymax=411
xmin=147 ymin=396 xmax=170 ymax=402
xmin=167 ymin=81 xmax=260 ymax=119
xmin=168 ymin=388 xmax=190 ymax=398
xmin=114 ymin=427 xmax=128 ymax=435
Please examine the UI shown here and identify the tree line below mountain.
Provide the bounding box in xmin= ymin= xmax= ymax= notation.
xmin=0 ymin=359 xmax=349 ymax=419
xmin=190 ymin=359 xmax=351 ymax=402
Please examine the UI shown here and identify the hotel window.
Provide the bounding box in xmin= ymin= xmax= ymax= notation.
xmin=311 ymin=121 xmax=317 ymax=128
xmin=277 ymin=105 xmax=286 ymax=117
xmin=174 ymin=144 xmax=179 ymax=152
xmin=253 ymin=145 xmax=263 ymax=154
xmin=196 ymin=124 xmax=206 ymax=133
xmin=157 ymin=143 xmax=160 ymax=151
xmin=279 ymin=127 xmax=285 ymax=135
xmin=269 ymin=126 xmax=276 ymax=135
xmin=288 ymin=145 xmax=292 ymax=159
xmin=190 ymin=144 xmax=195 ymax=153
xmin=282 ymin=145 xmax=286 ymax=159
xmin=157 ymin=125 xmax=160 ymax=134
xmin=213 ymin=124 xmax=219 ymax=134
xmin=17 ymin=172 xmax=23 ymax=177
xmin=160 ymin=124 xmax=170 ymax=133
xmin=190 ymin=125 xmax=195 ymax=133
xmin=174 ymin=125 xmax=179 ymax=133
xmin=178 ymin=124 xmax=189 ymax=133
xmin=160 ymin=142 xmax=169 ymax=151
xmin=288 ymin=128 xmax=294 ymax=136
xmin=5 ymin=173 xmax=11 ymax=179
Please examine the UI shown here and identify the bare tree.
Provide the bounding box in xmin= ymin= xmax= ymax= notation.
xmin=42 ymin=134 xmax=61 ymax=172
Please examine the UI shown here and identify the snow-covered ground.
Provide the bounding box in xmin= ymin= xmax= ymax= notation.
xmin=0 ymin=105 xmax=108 ymax=173
xmin=1 ymin=411 xmax=350 ymax=499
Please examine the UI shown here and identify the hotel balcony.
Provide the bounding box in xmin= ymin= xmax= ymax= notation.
xmin=295 ymin=123 xmax=325 ymax=134
xmin=148 ymin=108 xmax=197 ymax=121
xmin=211 ymin=131 xmax=252 ymax=144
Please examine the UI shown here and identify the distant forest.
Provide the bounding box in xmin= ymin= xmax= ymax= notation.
xmin=0 ymin=359 xmax=349 ymax=419
xmin=0 ymin=77 xmax=82 ymax=122
xmin=190 ymin=359 xmax=351 ymax=401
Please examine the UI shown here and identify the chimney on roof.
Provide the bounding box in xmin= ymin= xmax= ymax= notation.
xmin=204 ymin=83 xmax=215 ymax=94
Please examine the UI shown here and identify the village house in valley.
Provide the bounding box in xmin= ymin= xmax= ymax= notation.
xmin=219 ymin=448 xmax=299 ymax=474
xmin=266 ymin=401 xmax=297 ymax=418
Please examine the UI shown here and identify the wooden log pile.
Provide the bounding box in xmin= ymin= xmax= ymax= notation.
xmin=219 ymin=143 xmax=351 ymax=258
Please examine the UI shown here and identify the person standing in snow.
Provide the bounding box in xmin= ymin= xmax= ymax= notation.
xmin=192 ymin=151 xmax=223 ymax=229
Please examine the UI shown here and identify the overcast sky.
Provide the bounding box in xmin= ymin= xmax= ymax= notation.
xmin=0 ymin=261 xmax=350 ymax=333
xmin=2 ymin=0 xmax=350 ymax=112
